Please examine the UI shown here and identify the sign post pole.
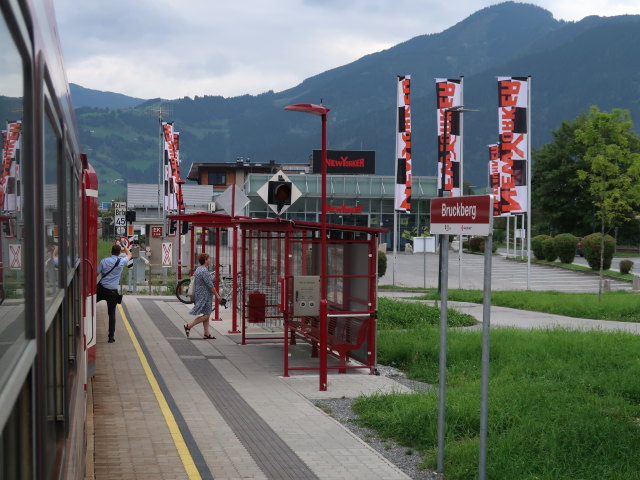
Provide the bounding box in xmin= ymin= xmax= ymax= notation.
xmin=430 ymin=195 xmax=492 ymax=474
xmin=479 ymin=215 xmax=494 ymax=480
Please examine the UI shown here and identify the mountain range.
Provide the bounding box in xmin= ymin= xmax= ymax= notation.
xmin=67 ymin=2 xmax=640 ymax=202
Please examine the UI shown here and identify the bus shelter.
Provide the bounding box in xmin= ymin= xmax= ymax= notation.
xmin=168 ymin=212 xmax=384 ymax=390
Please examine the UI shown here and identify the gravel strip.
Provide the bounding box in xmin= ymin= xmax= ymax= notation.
xmin=315 ymin=365 xmax=443 ymax=480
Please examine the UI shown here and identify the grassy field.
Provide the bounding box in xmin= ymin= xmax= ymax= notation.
xmin=417 ymin=289 xmax=640 ymax=323
xmin=354 ymin=323 xmax=640 ymax=479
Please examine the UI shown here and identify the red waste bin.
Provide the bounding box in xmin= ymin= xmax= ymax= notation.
xmin=247 ymin=291 xmax=266 ymax=323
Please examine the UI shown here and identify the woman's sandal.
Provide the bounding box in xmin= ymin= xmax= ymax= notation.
xmin=203 ymin=333 xmax=216 ymax=339
xmin=183 ymin=325 xmax=190 ymax=337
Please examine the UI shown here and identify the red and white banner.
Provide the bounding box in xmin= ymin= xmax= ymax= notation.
xmin=162 ymin=122 xmax=185 ymax=213
xmin=436 ymin=78 xmax=462 ymax=197
xmin=1 ymin=120 xmax=22 ymax=212
xmin=394 ymin=75 xmax=411 ymax=212
xmin=497 ymin=76 xmax=529 ymax=215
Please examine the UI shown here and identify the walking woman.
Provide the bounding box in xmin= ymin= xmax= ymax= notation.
xmin=184 ymin=252 xmax=222 ymax=339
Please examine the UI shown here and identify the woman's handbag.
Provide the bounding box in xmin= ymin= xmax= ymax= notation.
xmin=186 ymin=276 xmax=195 ymax=298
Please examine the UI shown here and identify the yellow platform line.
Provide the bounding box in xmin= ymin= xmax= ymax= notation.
xmin=118 ymin=304 xmax=202 ymax=480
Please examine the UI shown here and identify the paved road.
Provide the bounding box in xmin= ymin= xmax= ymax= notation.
xmin=380 ymin=251 xmax=635 ymax=293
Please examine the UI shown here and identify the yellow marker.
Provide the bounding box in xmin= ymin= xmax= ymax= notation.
xmin=118 ymin=304 xmax=203 ymax=480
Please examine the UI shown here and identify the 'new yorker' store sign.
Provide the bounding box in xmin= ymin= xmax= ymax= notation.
xmin=312 ymin=150 xmax=375 ymax=174
xmin=430 ymin=195 xmax=492 ymax=236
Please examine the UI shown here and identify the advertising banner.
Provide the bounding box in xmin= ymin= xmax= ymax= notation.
xmin=162 ymin=122 xmax=185 ymax=213
xmin=497 ymin=76 xmax=529 ymax=215
xmin=394 ymin=75 xmax=411 ymax=212
xmin=436 ymin=78 xmax=462 ymax=197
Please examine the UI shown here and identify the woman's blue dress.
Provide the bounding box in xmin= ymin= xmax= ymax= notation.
xmin=189 ymin=266 xmax=213 ymax=315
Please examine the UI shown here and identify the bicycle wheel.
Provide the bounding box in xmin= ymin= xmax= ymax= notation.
xmin=176 ymin=278 xmax=194 ymax=304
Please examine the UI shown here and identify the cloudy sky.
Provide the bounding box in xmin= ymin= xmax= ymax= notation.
xmin=54 ymin=0 xmax=640 ymax=100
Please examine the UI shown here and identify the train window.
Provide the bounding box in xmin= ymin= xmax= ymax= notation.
xmin=0 ymin=6 xmax=27 ymax=390
xmin=64 ymin=159 xmax=73 ymax=269
xmin=72 ymin=170 xmax=80 ymax=264
xmin=44 ymin=115 xmax=61 ymax=309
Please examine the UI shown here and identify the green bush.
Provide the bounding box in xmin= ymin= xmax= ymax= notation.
xmin=467 ymin=237 xmax=497 ymax=253
xmin=583 ymin=233 xmax=616 ymax=270
xmin=619 ymin=260 xmax=634 ymax=275
xmin=531 ymin=235 xmax=551 ymax=260
xmin=542 ymin=237 xmax=558 ymax=262
xmin=554 ymin=233 xmax=578 ymax=264
xmin=468 ymin=237 xmax=484 ymax=252
xmin=377 ymin=250 xmax=387 ymax=278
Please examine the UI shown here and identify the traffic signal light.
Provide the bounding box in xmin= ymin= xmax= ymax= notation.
xmin=180 ymin=221 xmax=189 ymax=235
xmin=267 ymin=179 xmax=292 ymax=214
xmin=168 ymin=220 xmax=177 ymax=235
xmin=125 ymin=210 xmax=136 ymax=223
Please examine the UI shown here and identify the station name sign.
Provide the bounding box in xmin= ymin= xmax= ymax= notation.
xmin=430 ymin=195 xmax=492 ymax=236
xmin=312 ymin=150 xmax=375 ymax=174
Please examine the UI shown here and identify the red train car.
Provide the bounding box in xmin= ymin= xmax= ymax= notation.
xmin=0 ymin=0 xmax=98 ymax=478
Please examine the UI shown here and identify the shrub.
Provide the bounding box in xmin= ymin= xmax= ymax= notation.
xmin=531 ymin=235 xmax=551 ymax=260
xmin=468 ymin=237 xmax=484 ymax=252
xmin=467 ymin=237 xmax=497 ymax=253
xmin=542 ymin=237 xmax=558 ymax=262
xmin=377 ymin=250 xmax=387 ymax=278
xmin=583 ymin=233 xmax=616 ymax=270
xmin=619 ymin=260 xmax=634 ymax=275
xmin=554 ymin=233 xmax=578 ymax=264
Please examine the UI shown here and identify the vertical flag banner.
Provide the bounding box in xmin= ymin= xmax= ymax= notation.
xmin=394 ymin=75 xmax=412 ymax=212
xmin=488 ymin=144 xmax=501 ymax=216
xmin=497 ymin=76 xmax=529 ymax=215
xmin=162 ymin=122 xmax=185 ymax=213
xmin=436 ymin=78 xmax=462 ymax=197
xmin=1 ymin=120 xmax=22 ymax=212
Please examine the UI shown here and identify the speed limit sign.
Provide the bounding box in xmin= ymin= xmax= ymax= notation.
xmin=119 ymin=236 xmax=130 ymax=249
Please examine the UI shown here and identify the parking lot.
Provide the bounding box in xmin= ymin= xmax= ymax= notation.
xmin=379 ymin=250 xmax=635 ymax=293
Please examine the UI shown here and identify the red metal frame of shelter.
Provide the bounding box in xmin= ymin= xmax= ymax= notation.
xmin=168 ymin=211 xmax=385 ymax=386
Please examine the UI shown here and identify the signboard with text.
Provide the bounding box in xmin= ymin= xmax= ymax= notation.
xmin=312 ymin=150 xmax=375 ymax=174
xmin=113 ymin=201 xmax=127 ymax=228
xmin=430 ymin=195 xmax=492 ymax=236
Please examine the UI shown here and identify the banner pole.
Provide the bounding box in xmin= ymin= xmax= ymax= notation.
xmin=526 ymin=76 xmax=532 ymax=289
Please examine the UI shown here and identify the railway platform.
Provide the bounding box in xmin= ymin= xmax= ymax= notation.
xmin=86 ymin=295 xmax=411 ymax=480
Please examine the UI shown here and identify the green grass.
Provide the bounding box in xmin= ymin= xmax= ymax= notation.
xmin=354 ymin=327 xmax=640 ymax=479
xmin=378 ymin=297 xmax=477 ymax=330
xmin=417 ymin=289 xmax=640 ymax=323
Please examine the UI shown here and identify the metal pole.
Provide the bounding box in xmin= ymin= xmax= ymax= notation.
xmin=437 ymin=233 xmax=449 ymax=473
xmin=392 ymin=211 xmax=397 ymax=285
xmin=526 ymin=76 xmax=532 ymax=290
xmin=320 ymin=112 xmax=328 ymax=391
xmin=479 ymin=228 xmax=493 ymax=480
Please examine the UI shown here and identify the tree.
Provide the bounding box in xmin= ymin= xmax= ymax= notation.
xmin=532 ymin=114 xmax=593 ymax=235
xmin=575 ymin=106 xmax=640 ymax=299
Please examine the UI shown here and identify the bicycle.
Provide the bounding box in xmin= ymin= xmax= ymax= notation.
xmin=175 ymin=271 xmax=238 ymax=306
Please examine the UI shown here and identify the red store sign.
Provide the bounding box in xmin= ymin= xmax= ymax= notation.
xmin=151 ymin=226 xmax=163 ymax=238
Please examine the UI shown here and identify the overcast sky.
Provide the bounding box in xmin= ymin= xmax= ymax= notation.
xmin=54 ymin=0 xmax=640 ymax=100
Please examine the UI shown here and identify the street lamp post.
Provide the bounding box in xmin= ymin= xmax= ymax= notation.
xmin=284 ymin=103 xmax=330 ymax=391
